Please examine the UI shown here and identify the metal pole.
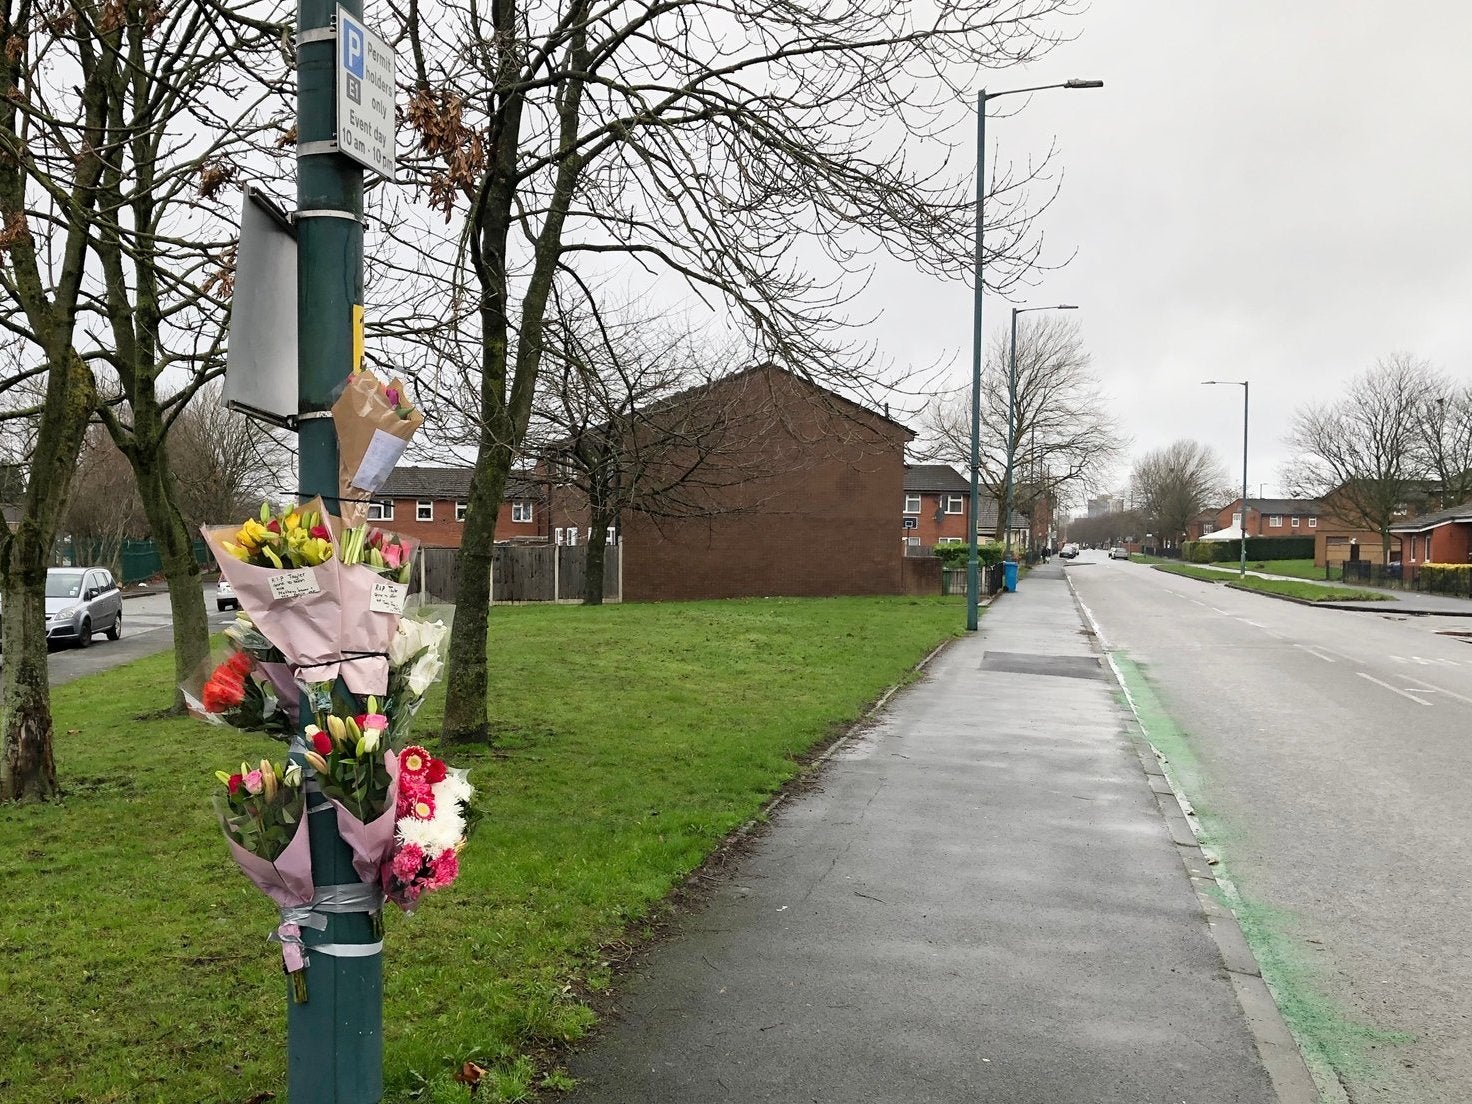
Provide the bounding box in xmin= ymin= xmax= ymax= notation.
xmin=293 ymin=2 xmax=382 ymax=1099
xmin=966 ymin=90 xmax=986 ymax=631
xmin=1240 ymin=381 xmax=1249 ymax=578
xmin=1001 ymin=307 xmax=1019 ymax=560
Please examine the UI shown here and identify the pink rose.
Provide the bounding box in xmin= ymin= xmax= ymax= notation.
xmin=243 ymin=770 xmax=263 ymax=795
xmin=361 ymin=713 xmax=388 ymax=732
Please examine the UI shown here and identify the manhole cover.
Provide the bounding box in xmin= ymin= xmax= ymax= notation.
xmin=982 ymin=651 xmax=1104 ymax=680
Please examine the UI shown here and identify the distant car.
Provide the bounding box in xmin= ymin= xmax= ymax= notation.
xmin=1109 ymin=547 xmax=1130 ymax=560
xmin=1060 ymin=543 xmax=1080 ymax=559
xmin=45 ymin=566 xmax=122 ymax=648
xmin=216 ymin=576 xmax=239 ymax=612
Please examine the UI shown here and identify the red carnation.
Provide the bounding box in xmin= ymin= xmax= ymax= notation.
xmin=425 ymin=757 xmax=447 ymax=784
xmin=312 ymin=729 xmax=333 ymax=756
xmin=310 ymin=524 xmax=331 ymax=540
xmin=227 ymin=773 xmax=243 ymax=794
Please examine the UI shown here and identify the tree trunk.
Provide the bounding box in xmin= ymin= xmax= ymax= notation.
xmin=583 ymin=503 xmax=614 ymax=606
xmin=0 ymin=569 xmax=56 ymax=801
xmin=440 ymin=448 xmax=512 ymax=744
xmin=131 ymin=446 xmax=211 ymax=709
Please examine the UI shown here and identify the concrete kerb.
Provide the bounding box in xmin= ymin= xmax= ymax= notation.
xmin=1068 ymin=574 xmax=1322 ymax=1104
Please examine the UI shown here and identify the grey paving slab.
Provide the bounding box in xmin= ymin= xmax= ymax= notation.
xmin=564 ymin=565 xmax=1284 ymax=1103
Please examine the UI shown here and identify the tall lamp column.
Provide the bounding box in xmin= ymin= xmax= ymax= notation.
xmin=1001 ymin=304 xmax=1078 ymax=561
xmin=1203 ymin=379 xmax=1250 ymax=578
xmin=965 ymin=77 xmax=1102 ymax=631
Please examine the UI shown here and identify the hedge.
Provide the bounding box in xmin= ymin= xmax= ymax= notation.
xmin=1420 ymin=563 xmax=1472 ymax=595
xmin=932 ymin=541 xmax=1005 ymax=568
xmin=1181 ymin=537 xmax=1315 ymax=563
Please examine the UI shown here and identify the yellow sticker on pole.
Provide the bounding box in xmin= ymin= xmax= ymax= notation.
xmin=352 ymin=303 xmax=364 ymax=374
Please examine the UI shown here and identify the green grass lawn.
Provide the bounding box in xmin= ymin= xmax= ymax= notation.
xmin=1185 ymin=558 xmax=1323 ymax=580
xmin=0 ymin=596 xmax=962 ymax=1104
xmin=1152 ymin=563 xmax=1387 ymax=602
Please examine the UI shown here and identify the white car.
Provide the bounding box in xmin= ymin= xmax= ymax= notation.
xmin=1109 ymin=547 xmax=1130 ymax=560
xmin=216 ymin=577 xmax=239 ymax=612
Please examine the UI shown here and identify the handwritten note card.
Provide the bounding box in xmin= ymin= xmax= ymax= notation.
xmin=268 ymin=568 xmax=322 ymax=601
xmin=351 ymin=429 xmax=408 ymax=494
xmin=370 ymin=580 xmax=408 ymax=615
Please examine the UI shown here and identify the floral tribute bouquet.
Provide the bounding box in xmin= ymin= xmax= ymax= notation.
xmin=381 ymin=745 xmax=474 ymax=911
xmin=303 ymin=700 xmax=400 ymax=883
xmin=188 ymin=650 xmax=296 ymax=739
xmin=382 ymin=617 xmax=450 ymax=744
xmin=323 ymin=511 xmax=420 ymax=696
xmin=333 ymin=368 xmax=424 ymax=527
xmin=203 ymin=498 xmax=350 ymax=687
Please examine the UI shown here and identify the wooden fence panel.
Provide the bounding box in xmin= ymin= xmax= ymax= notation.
xmin=409 ymin=544 xmax=621 ymax=604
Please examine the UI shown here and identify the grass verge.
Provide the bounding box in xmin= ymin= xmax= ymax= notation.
xmin=0 ymin=596 xmax=963 ymax=1104
xmin=1151 ymin=563 xmax=1387 ymax=602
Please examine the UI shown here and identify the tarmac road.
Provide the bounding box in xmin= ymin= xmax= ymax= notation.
xmin=1067 ymin=550 xmax=1472 ymax=1102
xmin=42 ymin=585 xmax=239 ymax=686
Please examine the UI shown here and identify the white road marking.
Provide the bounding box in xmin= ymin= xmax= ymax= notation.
xmin=1357 ymin=671 xmax=1433 ymax=706
xmin=1294 ymin=644 xmax=1336 ymax=663
xmin=1399 ymin=674 xmax=1472 ymax=708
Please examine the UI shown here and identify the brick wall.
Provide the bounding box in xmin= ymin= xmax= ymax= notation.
xmin=900 ymin=555 xmax=942 ymax=595
xmin=372 ymin=496 xmax=544 ymax=549
xmin=622 ymin=366 xmax=911 ymax=601
xmin=903 ymin=492 xmax=969 ymax=548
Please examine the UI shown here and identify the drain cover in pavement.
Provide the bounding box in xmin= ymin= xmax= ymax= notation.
xmin=982 ymin=651 xmax=1104 ymax=680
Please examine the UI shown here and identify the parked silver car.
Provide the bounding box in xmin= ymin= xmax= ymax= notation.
xmin=46 ymin=567 xmax=123 ymax=647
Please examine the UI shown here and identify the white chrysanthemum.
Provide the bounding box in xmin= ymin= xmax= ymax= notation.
xmin=437 ymin=771 xmax=474 ymax=807
xmin=396 ymin=806 xmax=464 ymax=856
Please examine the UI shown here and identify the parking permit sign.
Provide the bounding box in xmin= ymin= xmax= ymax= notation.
xmin=335 ymin=7 xmax=395 ymax=177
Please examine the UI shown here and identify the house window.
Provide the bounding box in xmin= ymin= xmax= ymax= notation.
xmin=554 ymin=528 xmax=565 ymax=545
xmin=944 ymin=494 xmax=964 ymax=515
xmin=1291 ymin=516 xmax=1300 ymax=528
xmin=512 ymin=500 xmax=534 ymax=524
xmin=937 ymin=537 xmax=964 ymax=546
xmin=1308 ymin=518 xmax=1317 ymax=528
xmin=607 ymin=528 xmax=617 ymax=544
xmin=905 ymin=536 xmax=921 ymax=548
xmin=455 ymin=501 xmax=467 ymax=522
xmin=367 ymin=500 xmax=393 ymax=521
xmin=416 ymin=500 xmax=433 ymax=521
xmin=1268 ymin=515 xmax=1283 ymax=527
xmin=565 ymin=526 xmax=577 ymax=546
xmin=904 ymin=493 xmax=921 ymax=515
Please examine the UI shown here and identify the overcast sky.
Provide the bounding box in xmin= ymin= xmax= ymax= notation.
xmin=863 ymin=1 xmax=1472 ymax=503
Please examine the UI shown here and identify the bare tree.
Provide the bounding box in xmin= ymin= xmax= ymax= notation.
xmin=1 ymin=0 xmax=290 ymax=796
xmin=1285 ymin=355 xmax=1435 ymax=563
xmin=917 ymin=314 xmax=1124 ymax=538
xmin=1132 ymin=440 xmax=1229 ymax=546
xmin=532 ymin=306 xmax=761 ymax=603
xmin=1412 ymin=373 xmax=1472 ymax=510
xmin=168 ymin=382 xmax=293 ymax=529
xmin=389 ymin=0 xmax=1085 ymax=742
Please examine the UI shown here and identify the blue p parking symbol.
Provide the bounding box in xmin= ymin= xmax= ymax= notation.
xmin=342 ymin=20 xmax=365 ymax=104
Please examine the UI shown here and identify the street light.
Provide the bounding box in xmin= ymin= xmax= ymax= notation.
xmin=967 ymin=79 xmax=1103 ymax=631
xmin=1001 ymin=304 xmax=1078 ymax=561
xmin=1202 ymin=379 xmax=1250 ymax=578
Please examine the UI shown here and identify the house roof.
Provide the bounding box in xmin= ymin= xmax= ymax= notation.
xmin=1229 ymin=497 xmax=1321 ymax=516
xmin=1389 ymin=500 xmax=1472 ymax=533
xmin=377 ymin=465 xmax=544 ymax=501
xmin=904 ymin=464 xmax=970 ymax=493
xmin=974 ymin=497 xmax=1029 ymax=532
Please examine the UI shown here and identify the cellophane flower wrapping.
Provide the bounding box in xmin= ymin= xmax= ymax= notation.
xmin=202 ymin=498 xmax=347 ymax=686
xmin=333 ymin=368 xmax=424 ymax=528
xmin=183 ymin=648 xmax=296 ymax=740
xmin=383 ymin=617 xmax=450 ymax=745
xmin=381 ymin=748 xmax=473 ymax=912
xmin=330 ymin=518 xmax=420 ymax=696
xmin=322 ymin=750 xmax=400 ymax=884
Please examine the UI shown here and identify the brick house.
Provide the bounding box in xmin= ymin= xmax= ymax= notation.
xmin=370 ymin=466 xmax=554 ymax=548
xmin=1212 ymin=497 xmax=1321 ymax=538
xmin=1391 ymin=502 xmax=1472 ymax=573
xmin=901 ymin=464 xmax=1029 ymax=552
xmin=617 ymin=364 xmax=915 ymax=601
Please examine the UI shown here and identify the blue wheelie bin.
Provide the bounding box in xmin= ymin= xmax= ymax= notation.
xmin=1003 ymin=559 xmax=1019 ymax=592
